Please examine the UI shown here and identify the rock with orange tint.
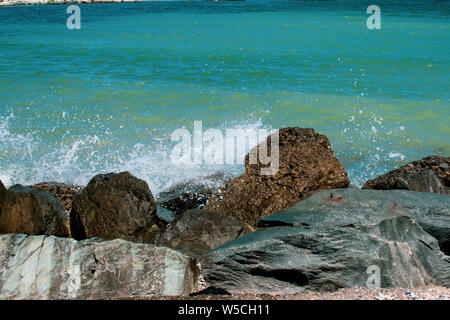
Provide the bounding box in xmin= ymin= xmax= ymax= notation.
xmin=205 ymin=128 xmax=350 ymax=225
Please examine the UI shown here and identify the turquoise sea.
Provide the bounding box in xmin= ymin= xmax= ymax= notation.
xmin=0 ymin=0 xmax=449 ymax=194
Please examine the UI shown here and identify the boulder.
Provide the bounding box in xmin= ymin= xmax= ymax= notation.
xmin=205 ymin=128 xmax=350 ymax=225
xmin=156 ymin=205 xmax=177 ymax=223
xmin=0 ymin=185 xmax=68 ymax=237
xmin=200 ymin=189 xmax=450 ymax=294
xmin=0 ymin=234 xmax=199 ymax=299
xmin=70 ymin=172 xmax=165 ymax=243
xmin=155 ymin=209 xmax=254 ymax=257
xmin=260 ymin=189 xmax=450 ymax=255
xmin=363 ymin=156 xmax=449 ymax=194
xmin=29 ymin=182 xmax=83 ymax=216
xmin=157 ymin=172 xmax=233 ymax=215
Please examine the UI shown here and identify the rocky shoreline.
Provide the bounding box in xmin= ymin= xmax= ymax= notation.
xmin=0 ymin=127 xmax=448 ymax=300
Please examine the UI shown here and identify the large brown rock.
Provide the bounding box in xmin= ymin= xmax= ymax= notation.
xmin=155 ymin=209 xmax=254 ymax=258
xmin=0 ymin=185 xmax=68 ymax=237
xmin=0 ymin=180 xmax=6 ymax=209
xmin=363 ymin=156 xmax=449 ymax=194
xmin=70 ymin=172 xmax=165 ymax=243
xmin=205 ymin=128 xmax=350 ymax=225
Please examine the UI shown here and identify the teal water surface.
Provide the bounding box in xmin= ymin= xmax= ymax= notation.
xmin=0 ymin=0 xmax=449 ymax=193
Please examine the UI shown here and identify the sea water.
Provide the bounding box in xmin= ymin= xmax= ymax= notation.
xmin=0 ymin=0 xmax=449 ymax=195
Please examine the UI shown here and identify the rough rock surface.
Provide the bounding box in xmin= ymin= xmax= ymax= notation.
xmin=156 ymin=206 xmax=177 ymax=223
xmin=0 ymin=184 xmax=68 ymax=237
xmin=70 ymin=172 xmax=165 ymax=243
xmin=0 ymin=180 xmax=6 ymax=209
xmin=363 ymin=156 xmax=449 ymax=194
xmin=260 ymin=189 xmax=450 ymax=255
xmin=157 ymin=172 xmax=232 ymax=215
xmin=0 ymin=234 xmax=198 ymax=299
xmin=29 ymin=182 xmax=83 ymax=236
xmin=200 ymin=189 xmax=450 ymax=294
xmin=205 ymin=128 xmax=350 ymax=225
xmin=155 ymin=209 xmax=254 ymax=258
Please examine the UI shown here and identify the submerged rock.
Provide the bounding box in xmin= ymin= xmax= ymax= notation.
xmin=157 ymin=172 xmax=233 ymax=215
xmin=205 ymin=128 xmax=350 ymax=225
xmin=155 ymin=209 xmax=254 ymax=258
xmin=200 ymin=189 xmax=450 ymax=294
xmin=0 ymin=234 xmax=198 ymax=299
xmin=0 ymin=184 xmax=68 ymax=237
xmin=70 ymin=172 xmax=165 ymax=243
xmin=363 ymin=156 xmax=449 ymax=194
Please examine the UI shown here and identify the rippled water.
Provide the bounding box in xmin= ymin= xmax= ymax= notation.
xmin=0 ymin=0 xmax=449 ymax=194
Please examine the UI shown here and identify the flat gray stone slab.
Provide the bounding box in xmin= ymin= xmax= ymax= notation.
xmin=0 ymin=234 xmax=198 ymax=299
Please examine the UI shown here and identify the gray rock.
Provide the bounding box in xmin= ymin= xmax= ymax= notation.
xmin=157 ymin=172 xmax=233 ymax=215
xmin=28 ymin=182 xmax=83 ymax=216
xmin=205 ymin=128 xmax=350 ymax=225
xmin=200 ymin=189 xmax=450 ymax=294
xmin=0 ymin=234 xmax=198 ymax=299
xmin=155 ymin=209 xmax=254 ymax=258
xmin=156 ymin=205 xmax=177 ymax=223
xmin=0 ymin=185 xmax=68 ymax=237
xmin=0 ymin=179 xmax=6 ymax=207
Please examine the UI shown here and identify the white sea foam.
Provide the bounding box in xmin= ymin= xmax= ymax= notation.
xmin=0 ymin=113 xmax=269 ymax=195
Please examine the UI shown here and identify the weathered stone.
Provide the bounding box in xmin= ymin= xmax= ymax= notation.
xmin=29 ymin=182 xmax=83 ymax=216
xmin=205 ymin=128 xmax=350 ymax=225
xmin=70 ymin=172 xmax=165 ymax=243
xmin=28 ymin=182 xmax=83 ymax=237
xmin=260 ymin=188 xmax=450 ymax=255
xmin=0 ymin=185 xmax=68 ymax=237
xmin=363 ymin=156 xmax=450 ymax=194
xmin=157 ymin=172 xmax=233 ymax=215
xmin=155 ymin=209 xmax=254 ymax=258
xmin=200 ymin=189 xmax=450 ymax=294
xmin=0 ymin=234 xmax=198 ymax=299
